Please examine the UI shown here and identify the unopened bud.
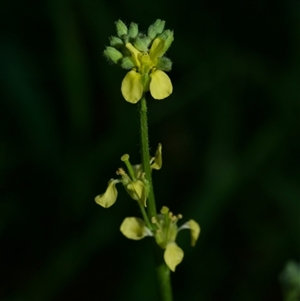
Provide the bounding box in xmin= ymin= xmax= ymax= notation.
xmin=158 ymin=30 xmax=174 ymax=53
xmin=153 ymin=19 xmax=165 ymax=34
xmin=134 ymin=36 xmax=151 ymax=52
xmin=104 ymin=46 xmax=123 ymax=64
xmin=128 ymin=22 xmax=138 ymax=39
xmin=109 ymin=36 xmax=123 ymax=48
xmin=148 ymin=25 xmax=157 ymax=40
xmin=115 ymin=20 xmax=128 ymax=37
xmin=121 ymin=57 xmax=135 ymax=69
xmin=157 ymin=57 xmax=172 ymax=71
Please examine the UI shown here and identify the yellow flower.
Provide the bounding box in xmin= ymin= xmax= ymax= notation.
xmin=121 ymin=38 xmax=173 ymax=103
xmin=120 ymin=207 xmax=200 ymax=272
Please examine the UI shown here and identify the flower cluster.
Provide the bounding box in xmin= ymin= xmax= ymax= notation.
xmin=95 ymin=144 xmax=162 ymax=208
xmin=120 ymin=206 xmax=200 ymax=272
xmin=104 ymin=19 xmax=174 ymax=103
xmin=95 ymin=142 xmax=200 ymax=272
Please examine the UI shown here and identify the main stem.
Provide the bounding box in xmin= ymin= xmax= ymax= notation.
xmin=139 ymin=94 xmax=157 ymax=219
xmin=139 ymin=94 xmax=173 ymax=301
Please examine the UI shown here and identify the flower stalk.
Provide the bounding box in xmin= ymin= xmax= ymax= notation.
xmin=139 ymin=93 xmax=173 ymax=300
xmin=139 ymin=94 xmax=157 ymax=220
xmin=156 ymin=261 xmax=173 ymax=301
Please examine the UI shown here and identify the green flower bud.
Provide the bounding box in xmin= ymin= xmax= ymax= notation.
xmin=121 ymin=57 xmax=135 ymax=70
xmin=109 ymin=36 xmax=123 ymax=48
xmin=104 ymin=46 xmax=123 ymax=64
xmin=158 ymin=30 xmax=174 ymax=53
xmin=157 ymin=57 xmax=172 ymax=71
xmin=128 ymin=22 xmax=138 ymax=39
xmin=134 ymin=35 xmax=151 ymax=52
xmin=115 ymin=20 xmax=128 ymax=37
xmin=148 ymin=25 xmax=157 ymax=40
xmin=153 ymin=19 xmax=165 ymax=34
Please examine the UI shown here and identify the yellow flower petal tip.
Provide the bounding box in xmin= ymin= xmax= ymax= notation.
xmin=189 ymin=219 xmax=201 ymax=246
xmin=121 ymin=70 xmax=143 ymax=103
xmin=120 ymin=217 xmax=151 ymax=240
xmin=94 ymin=179 xmax=119 ymax=208
xmin=150 ymin=70 xmax=173 ymax=100
xmin=164 ymin=243 xmax=184 ymax=272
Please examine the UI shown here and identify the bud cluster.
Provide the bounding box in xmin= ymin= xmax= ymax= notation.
xmin=104 ymin=19 xmax=174 ymax=72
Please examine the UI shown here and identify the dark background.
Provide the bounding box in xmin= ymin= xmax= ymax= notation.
xmin=1 ymin=0 xmax=299 ymax=300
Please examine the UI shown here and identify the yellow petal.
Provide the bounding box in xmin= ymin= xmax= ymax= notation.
xmin=189 ymin=219 xmax=201 ymax=246
xmin=125 ymin=43 xmax=141 ymax=68
xmin=151 ymin=143 xmax=162 ymax=170
xmin=150 ymin=70 xmax=172 ymax=100
xmin=120 ymin=217 xmax=149 ymax=240
xmin=149 ymin=38 xmax=165 ymax=63
xmin=127 ymin=180 xmax=147 ymax=206
xmin=164 ymin=243 xmax=184 ymax=272
xmin=94 ymin=179 xmax=119 ymax=208
xmin=121 ymin=70 xmax=143 ymax=103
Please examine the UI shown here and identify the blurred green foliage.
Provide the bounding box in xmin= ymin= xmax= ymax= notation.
xmin=1 ymin=0 xmax=299 ymax=300
xmin=279 ymin=261 xmax=300 ymax=301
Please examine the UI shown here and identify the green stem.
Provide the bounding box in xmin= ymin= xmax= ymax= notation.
xmin=139 ymin=203 xmax=152 ymax=230
xmin=139 ymin=94 xmax=157 ymax=219
xmin=156 ymin=261 xmax=173 ymax=301
xmin=139 ymin=93 xmax=173 ymax=301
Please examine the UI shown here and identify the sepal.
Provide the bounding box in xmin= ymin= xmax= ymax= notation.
xmin=157 ymin=57 xmax=172 ymax=71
